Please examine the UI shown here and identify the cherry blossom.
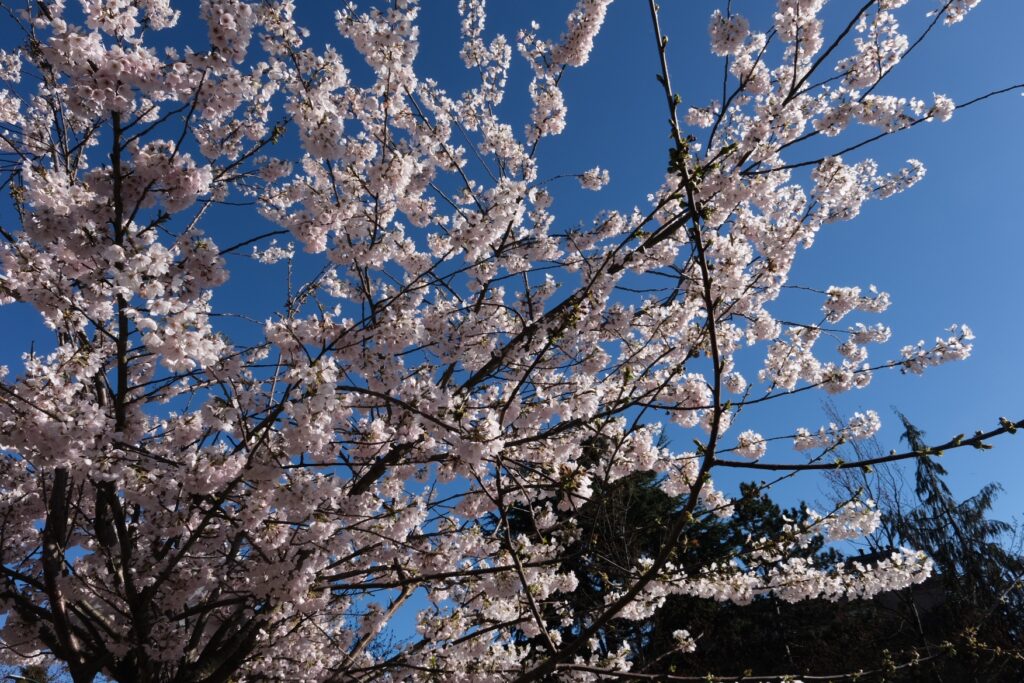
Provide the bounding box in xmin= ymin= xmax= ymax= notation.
xmin=0 ymin=0 xmax=1016 ymax=680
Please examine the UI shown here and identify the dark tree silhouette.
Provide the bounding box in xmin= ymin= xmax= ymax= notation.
xmin=500 ymin=418 xmax=1024 ymax=681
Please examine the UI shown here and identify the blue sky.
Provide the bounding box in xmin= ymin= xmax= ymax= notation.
xmin=424 ymin=0 xmax=1024 ymax=523
xmin=1 ymin=0 xmax=1021 ymax=526
xmin=338 ymin=0 xmax=1024 ymax=520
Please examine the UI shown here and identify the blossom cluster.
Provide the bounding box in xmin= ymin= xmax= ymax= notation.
xmin=0 ymin=0 xmax=993 ymax=679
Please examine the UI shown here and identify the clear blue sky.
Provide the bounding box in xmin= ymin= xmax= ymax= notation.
xmin=358 ymin=1 xmax=1024 ymax=521
xmin=422 ymin=0 xmax=1024 ymax=523
xmin=1 ymin=1 xmax=1021 ymax=524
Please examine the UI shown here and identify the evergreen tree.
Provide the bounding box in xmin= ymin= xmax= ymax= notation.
xmin=890 ymin=413 xmax=1024 ymax=680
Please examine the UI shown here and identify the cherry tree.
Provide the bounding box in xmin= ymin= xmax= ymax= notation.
xmin=0 ymin=0 xmax=1019 ymax=680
